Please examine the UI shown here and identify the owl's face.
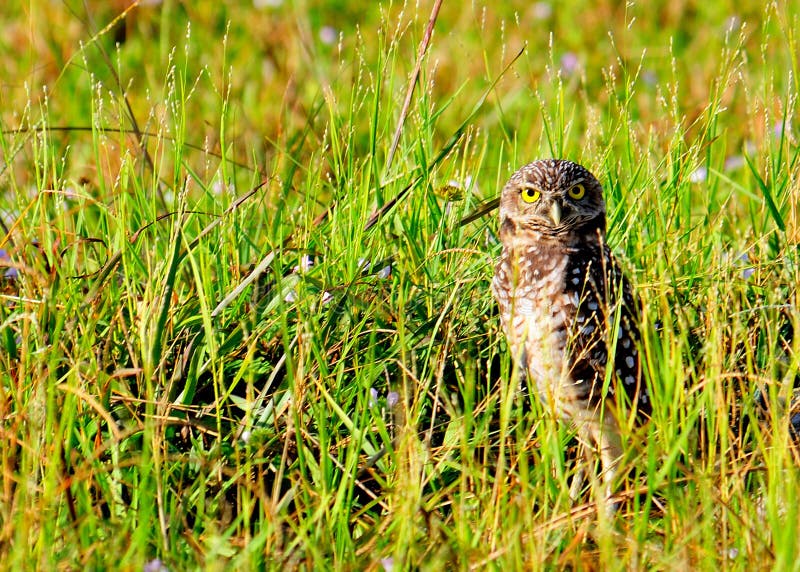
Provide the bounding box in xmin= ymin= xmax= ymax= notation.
xmin=498 ymin=159 xmax=606 ymax=236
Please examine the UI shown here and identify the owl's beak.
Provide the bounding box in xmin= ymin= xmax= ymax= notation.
xmin=549 ymin=201 xmax=562 ymax=226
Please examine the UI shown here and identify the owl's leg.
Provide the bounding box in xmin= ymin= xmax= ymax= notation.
xmin=568 ymin=461 xmax=586 ymax=502
xmin=588 ymin=416 xmax=623 ymax=513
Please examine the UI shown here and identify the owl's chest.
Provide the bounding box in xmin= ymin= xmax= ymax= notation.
xmin=493 ymin=245 xmax=584 ymax=374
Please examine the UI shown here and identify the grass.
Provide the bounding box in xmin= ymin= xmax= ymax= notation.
xmin=1 ymin=0 xmax=799 ymax=569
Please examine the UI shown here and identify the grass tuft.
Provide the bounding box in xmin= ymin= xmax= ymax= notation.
xmin=0 ymin=1 xmax=799 ymax=568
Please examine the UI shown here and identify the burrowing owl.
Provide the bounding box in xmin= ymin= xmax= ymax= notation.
xmin=492 ymin=159 xmax=649 ymax=503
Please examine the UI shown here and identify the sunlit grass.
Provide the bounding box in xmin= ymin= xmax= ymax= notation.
xmin=0 ymin=0 xmax=798 ymax=569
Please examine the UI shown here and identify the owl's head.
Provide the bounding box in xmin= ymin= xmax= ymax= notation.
xmin=498 ymin=159 xmax=606 ymax=237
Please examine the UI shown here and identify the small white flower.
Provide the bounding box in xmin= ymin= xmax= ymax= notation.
xmin=560 ymin=52 xmax=579 ymax=75
xmin=689 ymin=166 xmax=708 ymax=183
xmin=642 ymin=69 xmax=658 ymax=86
xmin=737 ymin=252 xmax=754 ymax=280
xmin=143 ymin=559 xmax=169 ymax=572
xmin=531 ymin=2 xmax=552 ymax=19
xmin=378 ymin=265 xmax=391 ymax=279
xmin=294 ymin=254 xmax=314 ymax=273
xmin=724 ymin=155 xmax=745 ymax=171
xmin=212 ymin=179 xmax=226 ymax=195
xmin=319 ymin=26 xmax=337 ymax=45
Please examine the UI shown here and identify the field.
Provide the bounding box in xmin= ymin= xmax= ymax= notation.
xmin=1 ymin=0 xmax=799 ymax=569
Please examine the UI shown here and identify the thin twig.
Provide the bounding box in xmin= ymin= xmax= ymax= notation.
xmin=459 ymin=196 xmax=500 ymax=227
xmin=210 ymin=251 xmax=275 ymax=319
xmin=385 ymin=0 xmax=444 ymax=173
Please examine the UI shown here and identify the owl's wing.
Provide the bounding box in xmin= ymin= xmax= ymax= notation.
xmin=566 ymin=246 xmax=651 ymax=418
xmin=605 ymin=249 xmax=651 ymax=418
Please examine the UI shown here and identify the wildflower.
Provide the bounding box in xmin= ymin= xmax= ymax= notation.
xmin=0 ymin=249 xmax=17 ymax=280
xmin=531 ymin=2 xmax=552 ymax=19
xmin=737 ymin=252 xmax=754 ymax=280
xmin=319 ymin=26 xmax=337 ymax=45
xmin=143 ymin=559 xmax=169 ymax=572
xmin=293 ymin=254 xmax=314 ymax=273
xmin=689 ymin=166 xmax=708 ymax=183
xmin=560 ymin=52 xmax=579 ymax=75
xmin=724 ymin=155 xmax=745 ymax=171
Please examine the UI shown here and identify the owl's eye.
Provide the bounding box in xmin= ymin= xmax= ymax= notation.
xmin=568 ymin=184 xmax=586 ymax=200
xmin=520 ymin=188 xmax=541 ymax=203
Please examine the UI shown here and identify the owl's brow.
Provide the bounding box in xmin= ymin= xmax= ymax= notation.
xmin=517 ymin=182 xmax=543 ymax=192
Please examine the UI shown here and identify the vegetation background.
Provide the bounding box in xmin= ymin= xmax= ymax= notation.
xmin=0 ymin=0 xmax=798 ymax=569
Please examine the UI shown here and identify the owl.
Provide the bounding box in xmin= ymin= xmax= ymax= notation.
xmin=491 ymin=159 xmax=649 ymax=504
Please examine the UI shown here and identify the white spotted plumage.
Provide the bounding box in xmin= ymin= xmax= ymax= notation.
xmin=492 ymin=158 xmax=649 ymax=505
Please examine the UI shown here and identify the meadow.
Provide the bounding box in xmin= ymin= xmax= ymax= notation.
xmin=0 ymin=0 xmax=798 ymax=569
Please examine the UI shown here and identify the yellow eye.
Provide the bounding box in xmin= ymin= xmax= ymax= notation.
xmin=568 ymin=184 xmax=586 ymax=200
xmin=520 ymin=188 xmax=541 ymax=203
